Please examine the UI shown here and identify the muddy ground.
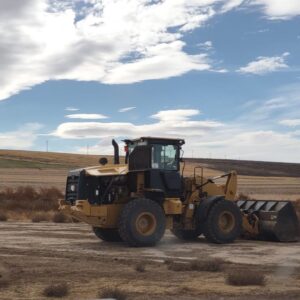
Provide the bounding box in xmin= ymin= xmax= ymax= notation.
xmin=0 ymin=222 xmax=299 ymax=300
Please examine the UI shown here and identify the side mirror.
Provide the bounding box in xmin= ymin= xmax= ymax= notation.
xmin=99 ymin=157 xmax=108 ymax=166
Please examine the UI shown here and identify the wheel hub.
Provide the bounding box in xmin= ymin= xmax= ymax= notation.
xmin=218 ymin=211 xmax=235 ymax=234
xmin=135 ymin=212 xmax=157 ymax=236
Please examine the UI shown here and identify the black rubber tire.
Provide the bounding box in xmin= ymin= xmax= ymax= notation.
xmin=203 ymin=200 xmax=242 ymax=244
xmin=171 ymin=228 xmax=202 ymax=240
xmin=118 ymin=198 xmax=166 ymax=247
xmin=92 ymin=227 xmax=122 ymax=242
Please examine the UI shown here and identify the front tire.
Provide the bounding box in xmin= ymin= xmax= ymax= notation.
xmin=203 ymin=200 xmax=242 ymax=244
xmin=92 ymin=227 xmax=122 ymax=242
xmin=118 ymin=198 xmax=166 ymax=247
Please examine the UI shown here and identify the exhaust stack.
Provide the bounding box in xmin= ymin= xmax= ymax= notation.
xmin=112 ymin=139 xmax=120 ymax=164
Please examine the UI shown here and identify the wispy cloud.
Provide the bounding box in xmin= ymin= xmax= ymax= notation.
xmin=118 ymin=107 xmax=136 ymax=113
xmin=238 ymin=52 xmax=289 ymax=75
xmin=53 ymin=85 xmax=300 ymax=162
xmin=279 ymin=119 xmax=300 ymax=127
xmin=53 ymin=109 xmax=223 ymax=140
xmin=65 ymin=114 xmax=108 ymax=120
xmin=65 ymin=107 xmax=79 ymax=112
xmin=0 ymin=123 xmax=42 ymax=149
xmin=197 ymin=41 xmax=213 ymax=50
xmin=249 ymin=0 xmax=300 ymax=20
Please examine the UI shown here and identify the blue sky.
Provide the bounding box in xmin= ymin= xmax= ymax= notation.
xmin=0 ymin=0 xmax=300 ymax=162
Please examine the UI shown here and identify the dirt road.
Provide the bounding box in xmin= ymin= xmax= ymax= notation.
xmin=0 ymin=222 xmax=299 ymax=299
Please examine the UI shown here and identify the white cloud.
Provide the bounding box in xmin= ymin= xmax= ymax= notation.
xmin=103 ymin=42 xmax=211 ymax=84
xmin=77 ymin=137 xmax=116 ymax=155
xmin=1 ymin=0 xmax=300 ymax=101
xmin=280 ymin=119 xmax=300 ymax=127
xmin=198 ymin=41 xmax=213 ymax=50
xmin=0 ymin=123 xmax=42 ymax=149
xmin=151 ymin=109 xmax=200 ymax=121
xmin=118 ymin=107 xmax=136 ymax=113
xmin=197 ymin=129 xmax=300 ymax=162
xmin=65 ymin=113 xmax=108 ymax=120
xmin=250 ymin=0 xmax=300 ymax=19
xmin=53 ymin=109 xmax=223 ymax=139
xmin=65 ymin=107 xmax=79 ymax=111
xmin=55 ymin=85 xmax=300 ymax=162
xmin=221 ymin=0 xmax=245 ymax=13
xmin=238 ymin=53 xmax=289 ymax=75
xmin=0 ymin=0 xmax=234 ymax=101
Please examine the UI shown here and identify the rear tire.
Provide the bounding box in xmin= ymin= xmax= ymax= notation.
xmin=171 ymin=228 xmax=201 ymax=240
xmin=203 ymin=200 xmax=242 ymax=244
xmin=92 ymin=227 xmax=122 ymax=242
xmin=118 ymin=198 xmax=166 ymax=247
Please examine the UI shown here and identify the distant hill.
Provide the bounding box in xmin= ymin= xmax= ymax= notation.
xmin=0 ymin=150 xmax=299 ymax=178
xmin=186 ymin=158 xmax=300 ymax=178
xmin=0 ymin=150 xmax=114 ymax=169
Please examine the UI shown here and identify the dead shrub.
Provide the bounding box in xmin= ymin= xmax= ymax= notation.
xmin=168 ymin=259 xmax=224 ymax=272
xmin=0 ymin=186 xmax=64 ymax=221
xmin=0 ymin=213 xmax=7 ymax=222
xmin=236 ymin=193 xmax=255 ymax=201
xmin=43 ymin=283 xmax=69 ymax=298
xmin=190 ymin=259 xmax=224 ymax=272
xmin=135 ymin=262 xmax=146 ymax=272
xmin=52 ymin=212 xmax=70 ymax=223
xmin=164 ymin=258 xmax=173 ymax=265
xmin=226 ymin=270 xmax=266 ymax=286
xmin=168 ymin=262 xmax=191 ymax=272
xmin=98 ymin=287 xmax=127 ymax=300
xmin=71 ymin=217 xmax=80 ymax=223
xmin=0 ymin=271 xmax=10 ymax=289
xmin=31 ymin=212 xmax=51 ymax=223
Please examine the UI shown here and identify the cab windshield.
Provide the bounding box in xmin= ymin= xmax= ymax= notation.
xmin=151 ymin=144 xmax=178 ymax=171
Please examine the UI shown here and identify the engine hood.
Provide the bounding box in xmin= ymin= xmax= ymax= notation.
xmin=82 ymin=164 xmax=128 ymax=177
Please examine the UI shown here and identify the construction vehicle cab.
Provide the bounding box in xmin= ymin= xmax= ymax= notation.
xmin=125 ymin=137 xmax=184 ymax=199
xmin=59 ymin=137 xmax=299 ymax=247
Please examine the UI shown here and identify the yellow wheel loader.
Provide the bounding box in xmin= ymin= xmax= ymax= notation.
xmin=59 ymin=137 xmax=299 ymax=247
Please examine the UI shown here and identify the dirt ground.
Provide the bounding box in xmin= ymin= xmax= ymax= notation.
xmin=0 ymin=152 xmax=299 ymax=299
xmin=0 ymin=222 xmax=299 ymax=300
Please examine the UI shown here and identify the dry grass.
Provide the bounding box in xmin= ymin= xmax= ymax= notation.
xmin=135 ymin=262 xmax=146 ymax=273
xmin=0 ymin=186 xmax=65 ymax=221
xmin=42 ymin=283 xmax=69 ymax=298
xmin=52 ymin=212 xmax=71 ymax=223
xmin=163 ymin=258 xmax=173 ymax=265
xmin=0 ymin=186 xmax=62 ymax=211
xmin=31 ymin=212 xmax=51 ymax=223
xmin=226 ymin=270 xmax=266 ymax=286
xmin=168 ymin=259 xmax=224 ymax=272
xmin=236 ymin=192 xmax=256 ymax=201
xmin=0 ymin=270 xmax=10 ymax=289
xmin=98 ymin=287 xmax=128 ymax=300
xmin=0 ymin=212 xmax=7 ymax=222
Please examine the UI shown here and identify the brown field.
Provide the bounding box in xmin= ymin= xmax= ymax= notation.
xmin=0 ymin=150 xmax=299 ymax=299
xmin=1 ymin=149 xmax=299 ymax=200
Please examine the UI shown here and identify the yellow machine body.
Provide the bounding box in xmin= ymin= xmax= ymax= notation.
xmin=60 ymin=167 xmax=238 ymax=230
